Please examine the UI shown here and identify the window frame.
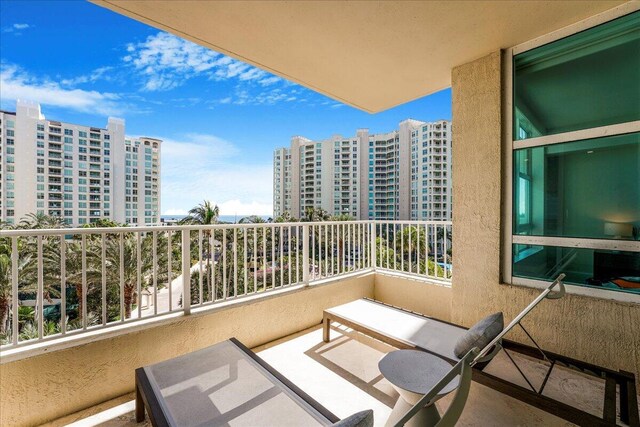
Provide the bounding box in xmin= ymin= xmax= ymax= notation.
xmin=502 ymin=3 xmax=640 ymax=303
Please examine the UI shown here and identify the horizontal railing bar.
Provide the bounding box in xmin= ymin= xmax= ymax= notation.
xmin=0 ymin=220 xmax=452 ymax=236
xmin=370 ymin=220 xmax=452 ymax=226
xmin=375 ymin=268 xmax=452 ymax=284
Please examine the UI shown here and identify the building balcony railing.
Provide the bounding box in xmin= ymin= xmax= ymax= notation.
xmin=0 ymin=220 xmax=452 ymax=352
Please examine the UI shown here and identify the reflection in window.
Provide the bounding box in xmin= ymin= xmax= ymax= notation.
xmin=513 ymin=133 xmax=639 ymax=240
xmin=513 ymin=245 xmax=640 ymax=294
xmin=510 ymin=11 xmax=640 ymax=295
xmin=514 ymin=11 xmax=640 ymax=140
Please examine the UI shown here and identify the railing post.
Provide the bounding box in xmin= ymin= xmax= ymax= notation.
xmin=370 ymin=221 xmax=377 ymax=270
xmin=11 ymin=236 xmax=19 ymax=345
xmin=302 ymin=224 xmax=310 ymax=286
xmin=182 ymin=229 xmax=191 ymax=315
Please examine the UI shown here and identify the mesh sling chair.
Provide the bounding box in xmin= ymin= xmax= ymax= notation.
xmin=323 ymin=275 xmax=577 ymax=425
xmin=135 ymin=338 xmax=375 ymax=427
xmin=378 ymin=275 xmax=567 ymax=426
xmin=324 ymin=274 xmax=566 ymax=367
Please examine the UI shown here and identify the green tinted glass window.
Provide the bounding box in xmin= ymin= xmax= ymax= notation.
xmin=513 ymin=133 xmax=639 ymax=239
xmin=513 ymin=11 xmax=640 ymax=140
xmin=513 ymin=245 xmax=640 ymax=295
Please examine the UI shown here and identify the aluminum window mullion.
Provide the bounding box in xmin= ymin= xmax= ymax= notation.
xmin=512 ymin=235 xmax=640 ymax=252
xmin=513 ymin=121 xmax=640 ymax=150
xmin=503 ymin=46 xmax=514 ymax=283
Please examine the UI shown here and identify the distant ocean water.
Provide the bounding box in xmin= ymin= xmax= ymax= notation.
xmin=161 ymin=215 xmax=272 ymax=224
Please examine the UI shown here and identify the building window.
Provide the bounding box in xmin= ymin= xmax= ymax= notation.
xmin=508 ymin=11 xmax=640 ymax=297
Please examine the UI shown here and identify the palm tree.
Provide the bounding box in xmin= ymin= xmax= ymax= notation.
xmin=0 ymin=215 xmax=66 ymax=337
xmin=275 ymin=212 xmax=296 ymax=223
xmin=0 ymin=229 xmax=14 ymax=335
xmin=81 ymin=233 xmax=170 ymax=319
xmin=436 ymin=226 xmax=453 ymax=258
xmin=332 ymin=213 xmax=354 ymax=221
xmin=301 ymin=207 xmax=331 ymax=222
xmin=376 ymin=236 xmax=397 ymax=269
xmin=36 ymin=239 xmax=85 ymax=324
xmin=323 ymin=213 xmax=354 ymax=274
xmin=180 ymin=201 xmax=220 ymax=226
xmin=239 ymin=215 xmax=267 ymax=224
xmin=180 ymin=201 xmax=220 ymax=303
xmin=17 ymin=213 xmax=66 ymax=230
xmin=0 ymin=253 xmax=13 ymax=335
xmin=394 ymin=226 xmax=426 ymax=272
xmin=82 ymin=218 xmax=123 ymax=229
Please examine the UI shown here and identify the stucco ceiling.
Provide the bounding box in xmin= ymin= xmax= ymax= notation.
xmin=91 ymin=0 xmax=628 ymax=113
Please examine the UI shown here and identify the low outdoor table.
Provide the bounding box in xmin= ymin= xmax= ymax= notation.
xmin=379 ymin=350 xmax=459 ymax=427
xmin=135 ymin=338 xmax=339 ymax=426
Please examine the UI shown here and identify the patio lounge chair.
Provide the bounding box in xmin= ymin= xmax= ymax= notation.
xmin=135 ymin=337 xmax=374 ymax=427
xmin=323 ymin=274 xmax=640 ymax=426
xmin=324 ymin=274 xmax=566 ymax=366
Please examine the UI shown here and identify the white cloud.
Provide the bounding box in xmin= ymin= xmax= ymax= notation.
xmin=161 ymin=133 xmax=238 ymax=159
xmin=122 ymin=32 xmax=321 ymax=108
xmin=209 ymin=86 xmax=309 ymax=107
xmin=0 ymin=63 xmax=127 ymax=116
xmin=60 ymin=66 xmax=114 ymax=86
xmin=257 ymin=76 xmax=281 ymax=86
xmin=2 ymin=23 xmax=31 ymax=34
xmin=155 ymin=134 xmax=273 ymax=216
xmin=238 ymin=67 xmax=267 ymax=81
xmin=124 ymin=32 xmax=282 ymax=92
xmin=212 ymin=60 xmax=252 ymax=80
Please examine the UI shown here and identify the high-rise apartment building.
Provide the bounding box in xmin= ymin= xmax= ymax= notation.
xmin=273 ymin=119 xmax=451 ymax=221
xmin=0 ymin=100 xmax=161 ymax=226
xmin=410 ymin=121 xmax=452 ymax=221
xmin=122 ymin=136 xmax=162 ymax=225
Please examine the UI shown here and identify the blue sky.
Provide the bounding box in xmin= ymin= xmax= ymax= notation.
xmin=0 ymin=0 xmax=451 ymax=216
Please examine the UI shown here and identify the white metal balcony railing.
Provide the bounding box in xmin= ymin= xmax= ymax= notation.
xmin=0 ymin=220 xmax=452 ymax=351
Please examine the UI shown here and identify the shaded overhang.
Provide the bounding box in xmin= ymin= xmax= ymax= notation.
xmin=91 ymin=0 xmax=628 ymax=113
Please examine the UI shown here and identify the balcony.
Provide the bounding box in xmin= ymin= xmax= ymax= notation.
xmin=0 ymin=220 xmax=460 ymax=424
xmin=0 ymin=211 xmax=625 ymax=426
xmin=4 ymin=2 xmax=640 ymax=426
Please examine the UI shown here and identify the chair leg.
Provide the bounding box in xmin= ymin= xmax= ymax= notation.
xmin=135 ymin=378 xmax=145 ymax=423
xmin=386 ymin=396 xmax=441 ymax=427
xmin=323 ymin=314 xmax=330 ymax=342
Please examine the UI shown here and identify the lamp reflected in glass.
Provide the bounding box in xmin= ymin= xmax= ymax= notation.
xmin=604 ymin=222 xmax=633 ymax=239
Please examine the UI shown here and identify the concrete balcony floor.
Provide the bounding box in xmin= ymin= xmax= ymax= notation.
xmin=44 ymin=325 xmax=625 ymax=427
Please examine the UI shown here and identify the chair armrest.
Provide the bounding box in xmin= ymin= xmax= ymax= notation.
xmin=472 ymin=341 xmax=502 ymax=366
xmin=546 ymin=274 xmax=566 ymax=300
